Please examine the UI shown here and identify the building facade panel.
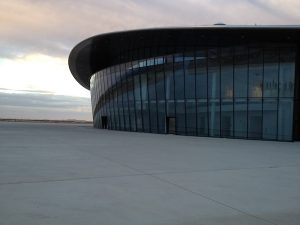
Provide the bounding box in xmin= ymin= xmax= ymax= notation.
xmin=90 ymin=43 xmax=297 ymax=141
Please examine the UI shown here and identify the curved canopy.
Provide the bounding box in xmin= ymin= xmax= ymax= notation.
xmin=68 ymin=26 xmax=300 ymax=90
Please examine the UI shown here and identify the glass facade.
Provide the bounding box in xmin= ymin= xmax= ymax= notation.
xmin=90 ymin=44 xmax=296 ymax=141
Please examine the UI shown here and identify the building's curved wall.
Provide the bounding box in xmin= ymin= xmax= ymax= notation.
xmin=90 ymin=43 xmax=296 ymax=141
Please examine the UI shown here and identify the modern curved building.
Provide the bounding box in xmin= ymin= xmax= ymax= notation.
xmin=69 ymin=26 xmax=300 ymax=141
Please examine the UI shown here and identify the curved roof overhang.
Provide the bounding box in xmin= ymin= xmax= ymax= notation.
xmin=68 ymin=26 xmax=300 ymax=90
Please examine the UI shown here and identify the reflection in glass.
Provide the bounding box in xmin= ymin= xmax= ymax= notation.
xmin=248 ymin=98 xmax=262 ymax=139
xmin=249 ymin=48 xmax=263 ymax=98
xmin=176 ymin=100 xmax=185 ymax=134
xmin=90 ymin=44 xmax=296 ymax=141
xmin=234 ymin=98 xmax=247 ymax=138
xmin=148 ymin=71 xmax=156 ymax=100
xmin=165 ymin=58 xmax=174 ymax=100
xmin=234 ymin=47 xmax=248 ymax=98
xmin=209 ymin=99 xmax=220 ymax=137
xmin=186 ymin=100 xmax=196 ymax=135
xmin=263 ymin=98 xmax=277 ymax=140
xmin=195 ymin=50 xmax=207 ymax=99
xmin=234 ymin=64 xmax=248 ymax=98
xmin=185 ymin=52 xmax=195 ymax=99
xmin=278 ymin=99 xmax=293 ymax=141
xmin=142 ymin=101 xmax=150 ymax=132
xmin=166 ymin=100 xmax=175 ymax=117
xmin=174 ymin=55 xmax=184 ymax=100
xmin=279 ymin=48 xmax=295 ymax=97
xmin=150 ymin=100 xmax=158 ymax=133
xmin=263 ymin=48 xmax=279 ymax=98
xmin=221 ymin=99 xmax=233 ymax=137
xmin=221 ymin=48 xmax=233 ymax=99
xmin=208 ymin=48 xmax=220 ymax=99
xmin=136 ymin=100 xmax=143 ymax=131
xmin=156 ymin=70 xmax=165 ymax=100
xmin=157 ymin=101 xmax=166 ymax=133
xmin=197 ymin=99 xmax=208 ymax=136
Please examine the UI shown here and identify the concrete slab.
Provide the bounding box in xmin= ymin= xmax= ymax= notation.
xmin=0 ymin=122 xmax=299 ymax=225
xmin=156 ymin=166 xmax=300 ymax=225
xmin=0 ymin=175 xmax=274 ymax=225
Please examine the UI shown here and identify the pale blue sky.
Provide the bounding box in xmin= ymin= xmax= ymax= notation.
xmin=0 ymin=0 xmax=299 ymax=120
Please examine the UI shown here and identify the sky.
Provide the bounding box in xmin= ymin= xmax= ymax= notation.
xmin=0 ymin=0 xmax=300 ymax=121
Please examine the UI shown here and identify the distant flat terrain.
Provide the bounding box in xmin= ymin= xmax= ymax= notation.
xmin=0 ymin=118 xmax=92 ymax=124
xmin=0 ymin=122 xmax=299 ymax=225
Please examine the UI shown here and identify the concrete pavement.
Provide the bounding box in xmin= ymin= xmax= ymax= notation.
xmin=0 ymin=122 xmax=299 ymax=225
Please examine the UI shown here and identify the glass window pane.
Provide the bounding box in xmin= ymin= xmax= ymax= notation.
xmin=156 ymin=70 xmax=165 ymax=100
xmin=114 ymin=90 xmax=120 ymax=130
xmin=120 ymin=64 xmax=126 ymax=80
xmin=166 ymin=100 xmax=175 ymax=117
xmin=129 ymin=100 xmax=136 ymax=131
xmin=221 ymin=48 xmax=233 ymax=99
xmin=209 ymin=99 xmax=220 ymax=137
xmin=165 ymin=57 xmax=174 ymax=100
xmin=134 ymin=75 xmax=141 ymax=101
xmin=116 ymin=73 xmax=122 ymax=130
xmin=123 ymin=99 xmax=130 ymax=130
xmin=103 ymin=73 xmax=108 ymax=117
xmin=221 ymin=99 xmax=233 ymax=137
xmin=195 ymin=50 xmax=207 ymax=99
xmin=249 ymin=48 xmax=263 ymax=98
xmin=197 ymin=99 xmax=208 ymax=136
xmin=186 ymin=100 xmax=196 ymax=135
xmin=127 ymin=76 xmax=134 ymax=101
xmin=234 ymin=64 xmax=248 ymax=98
xmin=234 ymin=46 xmax=248 ymax=98
xmin=141 ymin=73 xmax=148 ymax=100
xmin=174 ymin=55 xmax=184 ymax=100
xmin=118 ymin=95 xmax=124 ymax=130
xmin=150 ymin=100 xmax=158 ymax=133
xmin=248 ymin=98 xmax=262 ymax=139
xmin=157 ymin=100 xmax=166 ymax=133
xmin=208 ymin=48 xmax=220 ymax=99
xmin=279 ymin=48 xmax=296 ymax=97
xmin=278 ymin=98 xmax=293 ymax=141
xmin=142 ymin=101 xmax=150 ymax=132
xmin=122 ymin=73 xmax=129 ymax=130
xmin=176 ymin=100 xmax=185 ymax=134
xmin=108 ymin=98 xmax=113 ymax=129
xmin=263 ymin=98 xmax=277 ymax=140
xmin=263 ymin=48 xmax=279 ymax=98
xmin=234 ymin=98 xmax=247 ymax=138
xmin=135 ymin=101 xmax=143 ymax=131
xmin=148 ymin=70 xmax=156 ymax=100
xmin=184 ymin=52 xmax=195 ymax=99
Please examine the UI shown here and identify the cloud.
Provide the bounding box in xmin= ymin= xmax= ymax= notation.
xmin=1 ymin=0 xmax=299 ymax=59
xmin=0 ymin=0 xmax=299 ymax=119
xmin=0 ymin=54 xmax=90 ymax=97
xmin=0 ymin=91 xmax=92 ymax=120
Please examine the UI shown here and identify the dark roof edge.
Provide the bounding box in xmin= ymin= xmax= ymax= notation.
xmin=69 ymin=26 xmax=300 ymax=90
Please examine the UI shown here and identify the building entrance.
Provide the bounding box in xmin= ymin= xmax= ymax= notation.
xmin=166 ymin=117 xmax=176 ymax=134
xmin=221 ymin=116 xmax=232 ymax=137
xmin=101 ymin=116 xmax=108 ymax=129
xmin=249 ymin=116 xmax=262 ymax=138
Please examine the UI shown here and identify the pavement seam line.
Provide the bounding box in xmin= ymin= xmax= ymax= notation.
xmin=149 ymin=174 xmax=281 ymax=225
xmin=85 ymin=154 xmax=281 ymax=225
xmin=0 ymin=173 xmax=147 ymax=186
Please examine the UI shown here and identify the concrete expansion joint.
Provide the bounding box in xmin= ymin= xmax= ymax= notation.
xmin=88 ymin=154 xmax=281 ymax=225
xmin=148 ymin=174 xmax=281 ymax=225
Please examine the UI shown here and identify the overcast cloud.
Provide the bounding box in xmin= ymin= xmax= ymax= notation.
xmin=0 ymin=0 xmax=299 ymax=120
xmin=1 ymin=0 xmax=300 ymax=59
xmin=0 ymin=91 xmax=92 ymax=120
